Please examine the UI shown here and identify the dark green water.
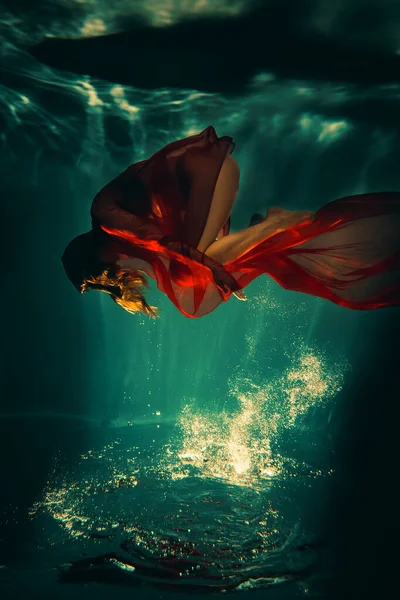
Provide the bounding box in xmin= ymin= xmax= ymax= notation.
xmin=1 ymin=1 xmax=400 ymax=599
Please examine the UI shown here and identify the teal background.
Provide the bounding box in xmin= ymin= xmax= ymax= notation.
xmin=1 ymin=1 xmax=400 ymax=599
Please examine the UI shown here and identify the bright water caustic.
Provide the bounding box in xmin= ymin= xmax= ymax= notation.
xmin=29 ymin=284 xmax=348 ymax=592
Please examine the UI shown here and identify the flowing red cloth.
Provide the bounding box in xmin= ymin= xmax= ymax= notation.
xmin=91 ymin=127 xmax=400 ymax=318
xmin=227 ymin=192 xmax=400 ymax=311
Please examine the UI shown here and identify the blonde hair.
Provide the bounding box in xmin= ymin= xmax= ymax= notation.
xmin=81 ymin=266 xmax=158 ymax=318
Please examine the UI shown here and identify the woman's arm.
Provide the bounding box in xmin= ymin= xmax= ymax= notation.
xmin=162 ymin=240 xmax=240 ymax=296
xmin=204 ymin=209 xmax=312 ymax=264
xmin=203 ymin=218 xmax=273 ymax=264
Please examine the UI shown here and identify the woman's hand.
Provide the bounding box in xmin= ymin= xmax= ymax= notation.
xmin=162 ymin=239 xmax=241 ymax=298
xmin=233 ymin=290 xmax=247 ymax=301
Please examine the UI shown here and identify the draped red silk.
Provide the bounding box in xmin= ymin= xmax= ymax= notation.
xmin=93 ymin=127 xmax=400 ymax=317
xmin=101 ymin=192 xmax=400 ymax=317
xmin=225 ymin=192 xmax=400 ymax=311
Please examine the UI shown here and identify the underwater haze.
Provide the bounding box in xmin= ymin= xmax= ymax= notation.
xmin=1 ymin=1 xmax=400 ymax=599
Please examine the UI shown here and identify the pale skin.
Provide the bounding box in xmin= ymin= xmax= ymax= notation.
xmin=197 ymin=155 xmax=313 ymax=299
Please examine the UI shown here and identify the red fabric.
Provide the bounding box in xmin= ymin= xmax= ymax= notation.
xmin=91 ymin=125 xmax=235 ymax=247
xmin=92 ymin=127 xmax=400 ymax=317
xmin=101 ymin=192 xmax=400 ymax=317
xmin=226 ymin=192 xmax=400 ymax=311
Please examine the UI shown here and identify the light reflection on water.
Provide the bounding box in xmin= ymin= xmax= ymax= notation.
xmin=161 ymin=343 xmax=344 ymax=486
xmin=30 ymin=340 xmax=347 ymax=591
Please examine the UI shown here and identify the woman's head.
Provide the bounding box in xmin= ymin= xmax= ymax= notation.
xmin=61 ymin=232 xmax=157 ymax=317
xmin=82 ymin=266 xmax=158 ymax=317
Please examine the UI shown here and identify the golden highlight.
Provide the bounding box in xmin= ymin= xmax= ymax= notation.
xmin=81 ymin=266 xmax=158 ymax=318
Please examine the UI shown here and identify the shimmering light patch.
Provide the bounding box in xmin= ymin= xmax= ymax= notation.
xmin=299 ymin=115 xmax=313 ymax=130
xmin=119 ymin=100 xmax=140 ymax=116
xmin=298 ymin=113 xmax=349 ymax=143
xmin=318 ymin=120 xmax=348 ymax=142
xmin=160 ymin=403 xmax=273 ymax=486
xmin=184 ymin=127 xmax=202 ymax=137
xmin=29 ymin=483 xmax=88 ymax=538
xmin=160 ymin=400 xmax=278 ymax=487
xmin=110 ymin=558 xmax=136 ymax=572
xmin=68 ymin=0 xmax=248 ymax=32
xmin=110 ymin=86 xmax=125 ymax=98
xmin=30 ymin=441 xmax=140 ymax=539
xmin=186 ymin=92 xmax=210 ymax=102
xmin=80 ymin=18 xmax=107 ymax=37
xmin=30 ymin=339 xmax=344 ymax=583
xmin=272 ymin=342 xmax=347 ymax=429
xmin=130 ymin=0 xmax=248 ymax=27
xmin=284 ymin=351 xmax=334 ymax=425
xmin=75 ymin=80 xmax=103 ymax=108
xmin=236 ymin=576 xmax=292 ymax=590
xmin=109 ymin=86 xmax=141 ymax=119
xmin=0 ymin=89 xmax=34 ymax=127
xmin=157 ymin=343 xmax=346 ymax=487
xmin=296 ymin=87 xmax=314 ymax=96
xmin=31 ymin=340 xmax=343 ymax=537
xmin=30 ymin=440 xmax=293 ymax=565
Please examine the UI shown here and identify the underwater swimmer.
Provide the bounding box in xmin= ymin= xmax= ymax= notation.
xmin=62 ymin=126 xmax=400 ymax=318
